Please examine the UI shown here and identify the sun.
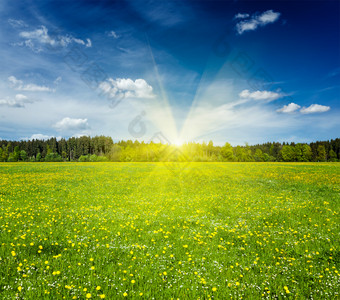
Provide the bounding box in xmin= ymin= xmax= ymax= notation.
xmin=173 ymin=139 xmax=183 ymax=146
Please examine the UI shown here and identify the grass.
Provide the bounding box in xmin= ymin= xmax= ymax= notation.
xmin=0 ymin=162 xmax=339 ymax=299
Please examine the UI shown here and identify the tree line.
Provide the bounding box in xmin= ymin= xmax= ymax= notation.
xmin=0 ymin=136 xmax=339 ymax=162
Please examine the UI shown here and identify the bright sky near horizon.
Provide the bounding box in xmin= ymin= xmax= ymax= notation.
xmin=0 ymin=0 xmax=339 ymax=146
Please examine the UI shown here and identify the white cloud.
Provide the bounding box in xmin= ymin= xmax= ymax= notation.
xmin=0 ymin=98 xmax=23 ymax=108
xmin=234 ymin=13 xmax=249 ymax=19
xmin=85 ymin=38 xmax=92 ymax=47
xmin=8 ymin=76 xmax=54 ymax=92
xmin=0 ymin=94 xmax=33 ymax=108
xmin=239 ymin=89 xmax=283 ymax=101
xmin=108 ymin=31 xmax=119 ymax=38
xmin=8 ymin=18 xmax=28 ymax=28
xmin=257 ymin=10 xmax=281 ymax=25
xmin=300 ymin=104 xmax=330 ymax=114
xmin=72 ymin=132 xmax=90 ymax=138
xmin=17 ymin=25 xmax=91 ymax=52
xmin=15 ymin=94 xmax=28 ymax=101
xmin=99 ymin=78 xmax=155 ymax=100
xmin=235 ymin=10 xmax=281 ymax=35
xmin=276 ymin=103 xmax=301 ymax=113
xmin=8 ymin=75 xmax=22 ymax=86
xmin=53 ymin=117 xmax=89 ymax=131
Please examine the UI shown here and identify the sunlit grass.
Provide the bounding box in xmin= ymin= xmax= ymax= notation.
xmin=0 ymin=162 xmax=339 ymax=299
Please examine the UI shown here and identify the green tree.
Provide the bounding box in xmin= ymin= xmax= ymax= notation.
xmin=62 ymin=151 xmax=68 ymax=161
xmin=20 ymin=150 xmax=28 ymax=161
xmin=8 ymin=153 xmax=16 ymax=162
xmin=302 ymin=144 xmax=312 ymax=162
xmin=108 ymin=144 xmax=122 ymax=161
xmin=254 ymin=149 xmax=264 ymax=162
xmin=1 ymin=145 xmax=9 ymax=162
xmin=221 ymin=143 xmax=234 ymax=161
xmin=280 ymin=145 xmax=295 ymax=162
xmin=13 ymin=146 xmax=20 ymax=161
xmin=46 ymin=144 xmax=52 ymax=156
xmin=316 ymin=145 xmax=326 ymax=161
xmin=36 ymin=153 xmax=42 ymax=162
xmin=329 ymin=149 xmax=337 ymax=161
xmin=294 ymin=144 xmax=304 ymax=162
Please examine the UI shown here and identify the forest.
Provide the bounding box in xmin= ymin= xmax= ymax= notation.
xmin=0 ymin=136 xmax=339 ymax=162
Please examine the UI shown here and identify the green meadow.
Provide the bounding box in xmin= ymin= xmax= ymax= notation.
xmin=0 ymin=162 xmax=339 ymax=299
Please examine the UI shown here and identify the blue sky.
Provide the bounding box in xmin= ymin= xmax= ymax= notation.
xmin=0 ymin=0 xmax=339 ymax=145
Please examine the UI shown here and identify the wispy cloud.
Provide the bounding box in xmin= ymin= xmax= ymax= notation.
xmin=16 ymin=25 xmax=91 ymax=52
xmin=276 ymin=103 xmax=301 ymax=113
xmin=8 ymin=76 xmax=55 ymax=92
xmin=300 ymin=104 xmax=330 ymax=114
xmin=239 ymin=89 xmax=283 ymax=101
xmin=8 ymin=18 xmax=28 ymax=28
xmin=108 ymin=31 xmax=119 ymax=39
xmin=53 ymin=117 xmax=89 ymax=131
xmin=327 ymin=67 xmax=340 ymax=78
xmin=0 ymin=94 xmax=34 ymax=108
xmin=127 ymin=0 xmax=190 ymax=27
xmin=235 ymin=10 xmax=281 ymax=35
xmin=54 ymin=76 xmax=62 ymax=85
xmin=234 ymin=13 xmax=249 ymax=20
xmin=99 ymin=78 xmax=155 ymax=100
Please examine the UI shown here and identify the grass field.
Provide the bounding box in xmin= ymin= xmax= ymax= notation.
xmin=0 ymin=162 xmax=339 ymax=299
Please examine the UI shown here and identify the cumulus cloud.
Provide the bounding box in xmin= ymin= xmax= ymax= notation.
xmin=239 ymin=89 xmax=283 ymax=101
xmin=0 ymin=94 xmax=34 ymax=108
xmin=8 ymin=76 xmax=54 ymax=92
xmin=17 ymin=25 xmax=91 ymax=52
xmin=235 ymin=10 xmax=281 ymax=35
xmin=99 ymin=78 xmax=155 ymax=100
xmin=300 ymin=104 xmax=330 ymax=114
xmin=53 ymin=117 xmax=89 ymax=131
xmin=276 ymin=103 xmax=301 ymax=113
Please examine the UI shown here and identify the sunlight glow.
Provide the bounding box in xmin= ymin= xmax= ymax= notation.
xmin=173 ymin=139 xmax=184 ymax=146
